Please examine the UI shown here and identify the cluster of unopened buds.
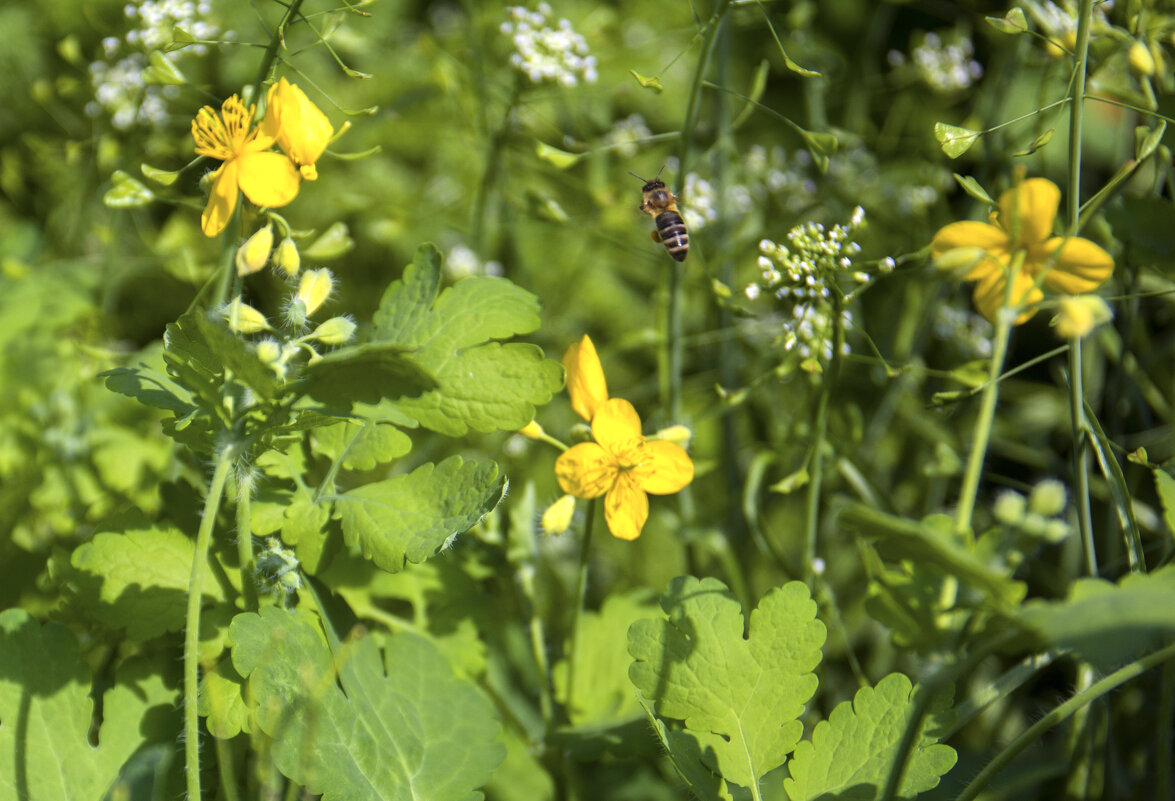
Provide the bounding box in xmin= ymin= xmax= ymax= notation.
xmin=501 ymin=3 xmax=598 ymax=86
xmin=222 ymin=222 xmax=356 ymax=378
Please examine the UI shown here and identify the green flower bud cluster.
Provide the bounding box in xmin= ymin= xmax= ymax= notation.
xmin=992 ymin=479 xmax=1071 ymax=543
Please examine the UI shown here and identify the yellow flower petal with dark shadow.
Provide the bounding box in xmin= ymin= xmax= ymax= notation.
xmin=555 ymin=442 xmax=615 ymax=498
xmin=632 ymin=440 xmax=695 ymax=494
xmin=563 ymin=335 xmax=608 ymax=421
xmin=605 ymin=473 xmax=648 ymax=541
xmin=264 ymin=78 xmax=334 ymax=181
xmin=972 ymin=268 xmax=1042 ymax=324
xmin=1038 ymin=236 xmax=1115 ymax=294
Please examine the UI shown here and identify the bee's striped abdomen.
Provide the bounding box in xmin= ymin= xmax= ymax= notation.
xmin=656 ymin=210 xmax=689 ymax=262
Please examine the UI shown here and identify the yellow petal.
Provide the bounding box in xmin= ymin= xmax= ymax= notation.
xmin=237 ymin=151 xmax=301 ymax=209
xmin=1051 ymin=295 xmax=1113 ymax=339
xmin=541 ymin=494 xmax=577 ymax=535
xmin=591 ymin=398 xmax=643 ymax=453
xmin=555 ymin=442 xmax=616 ymax=498
xmin=201 ymin=162 xmax=240 ymax=237
xmin=632 ymin=440 xmax=694 ymax=494
xmin=266 ymin=78 xmax=334 ymax=170
xmin=971 ymin=267 xmax=1042 ymax=324
xmin=604 ymin=473 xmax=648 ymax=540
xmin=998 ymin=178 xmax=1060 ymax=248
xmin=931 ymin=221 xmax=1009 ymax=256
xmin=563 ymin=335 xmax=608 ymax=421
xmin=1037 ymin=236 xmax=1114 ymax=294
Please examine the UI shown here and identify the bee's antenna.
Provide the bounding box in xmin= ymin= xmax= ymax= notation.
xmin=628 ymin=170 xmax=648 ymax=183
xmin=655 ymin=165 xmax=666 ymax=180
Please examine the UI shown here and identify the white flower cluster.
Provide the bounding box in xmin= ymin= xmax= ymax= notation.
xmin=604 ymin=113 xmax=653 ymax=158
xmin=445 ymin=244 xmax=503 ymax=279
xmin=87 ymin=0 xmax=221 ymax=130
xmin=888 ymin=31 xmax=983 ymax=92
xmin=746 ymin=209 xmax=881 ymax=366
xmin=931 ymin=305 xmax=993 ymax=358
xmin=501 ymin=4 xmax=598 ymax=86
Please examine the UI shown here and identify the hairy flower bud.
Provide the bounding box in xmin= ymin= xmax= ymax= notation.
xmin=225 ymin=297 xmax=271 ymax=334
xmin=310 ymin=316 xmax=356 ymax=346
xmin=1128 ymin=41 xmax=1156 ymax=77
xmin=518 ymin=420 xmax=545 ymax=439
xmin=273 ymin=236 xmax=301 ymax=278
xmin=295 ymin=268 xmax=334 ymax=317
xmin=653 ymin=424 xmax=692 ymax=447
xmin=1051 ymin=295 xmax=1112 ymax=339
xmin=541 ymin=494 xmax=576 ymax=535
xmin=236 ymin=224 xmax=274 ymax=276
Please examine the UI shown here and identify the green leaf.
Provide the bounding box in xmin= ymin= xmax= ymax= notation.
xmin=1154 ymin=469 xmax=1175 ymax=544
xmin=372 ymin=244 xmax=563 ymax=434
xmin=1135 ymin=120 xmax=1167 ymax=161
xmin=312 ymin=419 xmax=413 ymax=471
xmin=192 ymin=310 xmax=280 ymax=400
xmin=303 ymin=222 xmax=355 ymax=260
xmin=334 ymin=455 xmax=505 ymax=572
xmin=986 ymin=8 xmax=1027 ymax=34
xmin=102 ymin=365 xmax=195 ymax=415
xmin=69 ymin=518 xmax=226 ymax=640
xmin=842 ymin=505 xmax=1027 ymax=609
xmin=142 ymin=51 xmax=186 ymax=85
xmin=934 ymin=123 xmax=980 ymax=159
xmin=0 ymin=609 xmax=177 ymax=801
xmin=640 ymin=701 xmax=732 ymax=801
xmin=630 ymin=70 xmax=664 ymax=93
xmin=199 ymin=658 xmax=251 ymax=739
xmin=628 ymin=577 xmax=827 ymax=788
xmin=1013 ymin=127 xmax=1054 ymax=157
xmin=104 ymin=170 xmax=154 ymax=208
xmin=164 ymin=25 xmax=197 ymax=51
xmin=553 ymin=590 xmax=660 ymax=725
xmin=1016 ymin=565 xmax=1175 ymax=667
xmin=535 ymin=141 xmax=583 ymax=169
xmin=141 ymin=162 xmax=181 ymax=185
xmin=296 ymin=341 xmax=438 ymax=409
xmin=229 ymin=607 xmax=505 ymax=801
xmin=952 ymin=173 xmax=995 ymax=206
xmin=1084 ymin=400 xmax=1143 ymax=567
xmin=783 ymin=674 xmax=957 ymax=801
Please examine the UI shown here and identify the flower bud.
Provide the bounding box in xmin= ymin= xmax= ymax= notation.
xmin=1128 ymin=41 xmax=1156 ymax=77
xmin=1028 ymin=478 xmax=1067 ymax=517
xmin=541 ymin=494 xmax=576 ymax=535
xmin=256 ymin=338 xmax=282 ymax=364
xmin=236 ymin=224 xmax=274 ymax=276
xmin=518 ymin=420 xmax=545 ymax=439
xmin=295 ymin=268 xmax=334 ymax=317
xmin=273 ymin=236 xmax=300 ymax=278
xmin=653 ymin=424 xmax=692 ymax=447
xmin=993 ymin=490 xmax=1027 ymax=525
xmin=934 ymin=246 xmax=988 ymax=277
xmin=1050 ymin=295 xmax=1112 ymax=339
xmin=310 ymin=316 xmax=356 ymax=346
xmin=224 ymin=297 xmax=271 ymax=334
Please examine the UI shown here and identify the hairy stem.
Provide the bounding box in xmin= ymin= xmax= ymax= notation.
xmin=564 ymin=500 xmax=596 ymax=723
xmin=185 ymin=449 xmax=235 ymax=801
xmin=804 ymin=294 xmax=844 ymax=581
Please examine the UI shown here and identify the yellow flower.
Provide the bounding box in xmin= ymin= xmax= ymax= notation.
xmin=541 ymin=494 xmax=577 ymax=535
xmin=261 ymin=78 xmax=334 ymax=181
xmin=931 ymin=178 xmax=1113 ymax=323
xmin=563 ymin=335 xmax=608 ymax=422
xmin=1051 ymin=295 xmax=1113 ymax=339
xmin=555 ymin=398 xmax=694 ymax=541
xmin=191 ymin=95 xmax=301 ymax=238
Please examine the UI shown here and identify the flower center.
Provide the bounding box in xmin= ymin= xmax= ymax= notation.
xmin=192 ymin=96 xmax=257 ymax=161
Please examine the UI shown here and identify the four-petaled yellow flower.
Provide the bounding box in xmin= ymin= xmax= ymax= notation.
xmin=931 ymin=177 xmax=1113 ymax=323
xmin=554 ymin=335 xmax=693 ymax=540
xmin=191 ymin=95 xmax=301 ymax=238
xmin=261 ymin=78 xmax=335 ymax=181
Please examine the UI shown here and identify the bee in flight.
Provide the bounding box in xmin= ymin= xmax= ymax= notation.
xmin=630 ymin=167 xmax=689 ymax=262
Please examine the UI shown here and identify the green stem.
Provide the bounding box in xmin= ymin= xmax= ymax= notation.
xmin=564 ymin=500 xmax=596 ymax=724
xmin=523 ymin=566 xmax=554 ymax=730
xmin=666 ymin=262 xmax=685 ymax=423
xmin=471 ymin=78 xmax=522 ymax=256
xmin=804 ymin=294 xmax=844 ymax=581
xmin=249 ymin=0 xmax=306 ymax=104
xmin=211 ymin=209 xmax=241 ymax=310
xmin=954 ymin=304 xmax=1014 ymax=540
xmin=955 ymin=643 xmax=1175 ymax=801
xmin=184 ymin=449 xmax=235 ymax=801
xmin=1067 ymin=0 xmax=1097 ymax=577
xmin=214 ymin=737 xmax=241 ymax=801
xmin=235 ymin=465 xmax=258 ymax=612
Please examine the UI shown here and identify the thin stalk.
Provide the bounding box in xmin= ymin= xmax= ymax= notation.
xmin=955 ymin=643 xmax=1175 ymax=801
xmin=525 ymin=576 xmax=555 ymax=730
xmin=954 ymin=297 xmax=1015 ymax=539
xmin=184 ymin=450 xmax=235 ymax=801
xmin=1067 ymin=0 xmax=1097 ymax=577
xmin=214 ymin=737 xmax=241 ymax=801
xmin=471 ymin=79 xmax=522 ymax=256
xmin=249 ymin=0 xmax=306 ymax=104
xmin=804 ymin=294 xmax=844 ymax=581
xmin=563 ymin=500 xmax=596 ymax=723
xmin=210 ymin=209 xmax=241 ymax=310
xmin=235 ymin=466 xmax=258 ymax=612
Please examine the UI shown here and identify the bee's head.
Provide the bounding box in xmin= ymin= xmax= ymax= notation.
xmin=629 ymin=166 xmax=668 ymax=194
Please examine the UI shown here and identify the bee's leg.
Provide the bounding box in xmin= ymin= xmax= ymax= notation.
xmin=650 ymin=230 xmax=662 ymax=243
